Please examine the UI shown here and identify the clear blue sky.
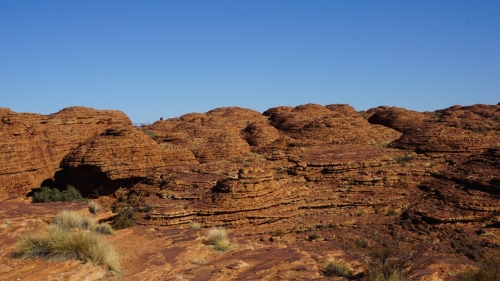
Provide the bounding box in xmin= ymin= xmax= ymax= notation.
xmin=1 ymin=1 xmax=499 ymax=123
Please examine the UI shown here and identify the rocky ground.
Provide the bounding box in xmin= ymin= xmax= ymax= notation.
xmin=0 ymin=103 xmax=499 ymax=280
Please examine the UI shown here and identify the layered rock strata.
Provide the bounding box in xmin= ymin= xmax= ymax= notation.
xmin=143 ymin=107 xmax=276 ymax=163
xmin=368 ymin=104 xmax=500 ymax=154
xmin=58 ymin=126 xmax=197 ymax=195
xmin=0 ymin=107 xmax=130 ymax=194
xmin=263 ymin=103 xmax=401 ymax=146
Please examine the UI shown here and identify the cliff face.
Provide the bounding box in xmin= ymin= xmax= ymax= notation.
xmin=0 ymin=107 xmax=131 ymax=194
xmin=58 ymin=126 xmax=198 ymax=196
xmin=110 ymin=104 xmax=500 ymax=232
xmin=1 ymin=103 xmax=500 ymax=280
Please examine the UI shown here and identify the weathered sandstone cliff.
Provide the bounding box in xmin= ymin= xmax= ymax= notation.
xmin=1 ymin=103 xmax=500 ymax=280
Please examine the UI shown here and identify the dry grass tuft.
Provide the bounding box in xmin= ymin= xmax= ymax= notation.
xmin=15 ymin=210 xmax=119 ymax=272
xmin=207 ymin=227 xmax=235 ymax=252
xmin=323 ymin=258 xmax=352 ymax=277
xmin=52 ymin=210 xmax=97 ymax=231
xmin=190 ymin=257 xmax=206 ymax=264
xmin=88 ymin=200 xmax=101 ymax=214
xmin=190 ymin=221 xmax=201 ymax=230
xmin=15 ymin=225 xmax=120 ymax=271
xmin=92 ymin=223 xmax=115 ymax=235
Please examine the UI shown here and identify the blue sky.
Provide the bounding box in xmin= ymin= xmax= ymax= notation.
xmin=1 ymin=1 xmax=499 ymax=123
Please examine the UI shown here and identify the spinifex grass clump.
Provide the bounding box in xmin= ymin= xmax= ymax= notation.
xmin=52 ymin=210 xmax=96 ymax=230
xmin=51 ymin=210 xmax=115 ymax=235
xmin=207 ymin=227 xmax=235 ymax=252
xmin=323 ymin=258 xmax=352 ymax=277
xmin=92 ymin=223 xmax=115 ymax=235
xmin=15 ymin=211 xmax=119 ymax=272
xmin=88 ymin=200 xmax=101 ymax=214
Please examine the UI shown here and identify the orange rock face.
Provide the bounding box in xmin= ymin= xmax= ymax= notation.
xmin=143 ymin=107 xmax=276 ymax=163
xmin=368 ymin=104 xmax=500 ymax=154
xmin=1 ymin=103 xmax=500 ymax=280
xmin=264 ymin=103 xmax=402 ymax=146
xmin=58 ymin=126 xmax=197 ymax=196
xmin=0 ymin=107 xmax=131 ymax=195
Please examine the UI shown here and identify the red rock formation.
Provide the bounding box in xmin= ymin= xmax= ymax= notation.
xmin=241 ymin=121 xmax=280 ymax=146
xmin=143 ymin=107 xmax=275 ymax=163
xmin=368 ymin=104 xmax=500 ymax=154
xmin=58 ymin=126 xmax=197 ymax=195
xmin=0 ymin=107 xmax=131 ymax=195
xmin=263 ymin=103 xmax=401 ymax=146
xmin=2 ymin=103 xmax=500 ymax=280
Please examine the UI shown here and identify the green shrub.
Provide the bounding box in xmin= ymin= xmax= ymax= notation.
xmin=207 ymin=228 xmax=235 ymax=252
xmin=111 ymin=209 xmax=135 ymax=230
xmin=458 ymin=253 xmax=500 ymax=281
xmin=15 ymin=225 xmax=120 ymax=271
xmin=323 ymin=258 xmax=352 ymax=277
xmin=32 ymin=186 xmax=60 ymax=203
xmin=61 ymin=186 xmax=86 ymax=202
xmin=32 ymin=186 xmax=85 ymax=203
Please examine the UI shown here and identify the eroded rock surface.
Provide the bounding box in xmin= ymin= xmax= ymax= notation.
xmin=58 ymin=126 xmax=197 ymax=195
xmin=368 ymin=104 xmax=500 ymax=154
xmin=264 ymin=103 xmax=402 ymax=146
xmin=143 ymin=107 xmax=272 ymax=163
xmin=1 ymin=103 xmax=500 ymax=280
xmin=0 ymin=107 xmax=131 ymax=194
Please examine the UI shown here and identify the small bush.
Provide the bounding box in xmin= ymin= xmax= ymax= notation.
xmin=340 ymin=233 xmax=432 ymax=281
xmin=15 ymin=225 xmax=120 ymax=271
xmin=111 ymin=209 xmax=135 ymax=230
xmin=92 ymin=223 xmax=115 ymax=235
xmin=308 ymin=233 xmax=321 ymax=241
xmin=386 ymin=209 xmax=398 ymax=216
xmin=323 ymin=258 xmax=352 ymax=277
xmin=394 ymin=154 xmax=416 ymax=165
xmin=61 ymin=186 xmax=85 ymax=202
xmin=430 ymin=112 xmax=442 ymax=120
xmin=33 ymin=186 xmax=85 ymax=203
xmin=207 ymin=228 xmax=235 ymax=252
xmin=458 ymin=253 xmax=500 ymax=281
xmin=142 ymin=130 xmax=157 ymax=139
xmin=88 ymin=200 xmax=101 ymax=214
